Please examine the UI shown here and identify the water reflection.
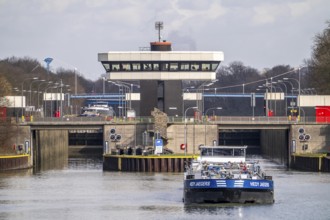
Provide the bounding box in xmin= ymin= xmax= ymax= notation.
xmin=34 ymin=154 xmax=68 ymax=173
xmin=69 ymin=157 xmax=103 ymax=170
xmin=184 ymin=205 xmax=242 ymax=217
xmin=0 ymin=156 xmax=330 ymax=220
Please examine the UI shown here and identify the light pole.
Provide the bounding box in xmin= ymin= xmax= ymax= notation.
xmin=61 ymin=84 xmax=70 ymax=117
xmin=103 ymin=77 xmax=105 ymax=95
xmin=258 ymin=81 xmax=271 ymax=116
xmin=271 ymin=83 xmax=285 ymax=116
xmin=196 ymin=82 xmax=207 ymax=117
xmin=109 ymin=81 xmax=132 ymax=116
xmin=114 ymin=81 xmax=136 ymax=109
xmin=65 ymin=88 xmax=71 ymax=115
xmin=110 ymin=82 xmax=125 ymax=117
xmin=44 ymin=85 xmax=58 ymax=117
xmin=271 ymin=83 xmax=286 ymax=116
xmin=259 ymin=84 xmax=276 ymax=116
xmin=74 ymin=68 xmax=77 ymax=95
xmin=204 ymin=107 xmax=222 ymax=146
xmin=100 ymin=75 xmax=106 ymax=95
xmin=13 ymin=88 xmax=20 ymax=119
xmin=184 ymin=106 xmax=198 ymax=156
xmin=21 ymin=77 xmax=38 ymax=117
xmin=277 ymin=80 xmax=288 ymax=116
xmin=59 ymin=80 xmax=63 ymax=118
xmin=303 ymin=88 xmax=316 ymax=95
xmin=298 ymin=67 xmax=301 ymax=119
xmin=37 ymin=81 xmax=52 ymax=110
xmin=29 ymin=79 xmax=45 ymax=112
xmin=182 ymin=86 xmax=195 ymax=117
xmin=196 ymin=80 xmax=218 ymax=119
xmin=205 ymin=107 xmax=222 ymax=117
xmin=284 ymin=78 xmax=299 ymax=119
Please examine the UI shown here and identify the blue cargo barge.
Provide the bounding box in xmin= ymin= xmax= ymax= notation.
xmin=183 ymin=146 xmax=274 ymax=204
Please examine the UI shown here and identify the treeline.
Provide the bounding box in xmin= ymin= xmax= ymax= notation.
xmin=0 ymin=57 xmax=114 ymax=109
xmin=0 ymin=58 xmax=302 ymax=97
xmin=0 ymin=21 xmax=329 ymax=100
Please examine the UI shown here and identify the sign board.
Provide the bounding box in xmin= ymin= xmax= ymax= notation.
xmin=125 ymin=93 xmax=140 ymax=100
xmin=43 ymin=93 xmax=65 ymax=101
xmin=4 ymin=96 xmax=25 ymax=107
xmin=154 ymin=139 xmax=163 ymax=154
xmin=300 ymin=95 xmax=330 ymax=107
xmin=127 ymin=109 xmax=136 ymax=118
xmin=264 ymin=93 xmax=284 ymax=100
xmin=315 ymin=106 xmax=330 ymax=123
xmin=183 ymin=93 xmax=202 ymax=101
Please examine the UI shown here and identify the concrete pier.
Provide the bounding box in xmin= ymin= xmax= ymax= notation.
xmin=0 ymin=154 xmax=32 ymax=171
xmin=291 ymin=154 xmax=330 ymax=172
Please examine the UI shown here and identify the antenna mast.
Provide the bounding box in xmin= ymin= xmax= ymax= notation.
xmin=155 ymin=21 xmax=163 ymax=42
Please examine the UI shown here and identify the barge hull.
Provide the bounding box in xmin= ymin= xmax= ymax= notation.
xmin=184 ymin=188 xmax=274 ymax=204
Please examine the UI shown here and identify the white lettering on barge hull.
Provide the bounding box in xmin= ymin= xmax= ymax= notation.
xmin=250 ymin=182 xmax=270 ymax=187
xmin=190 ymin=181 xmax=211 ymax=187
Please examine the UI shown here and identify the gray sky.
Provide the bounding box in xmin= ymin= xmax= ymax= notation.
xmin=0 ymin=0 xmax=329 ymax=80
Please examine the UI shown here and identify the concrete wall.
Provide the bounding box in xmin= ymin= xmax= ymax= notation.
xmin=104 ymin=124 xmax=150 ymax=151
xmin=290 ymin=124 xmax=330 ymax=154
xmin=167 ymin=124 xmax=218 ymax=154
xmin=103 ymin=123 xmax=218 ymax=154
xmin=7 ymin=125 xmax=30 ymax=151
xmin=260 ymin=129 xmax=289 ymax=165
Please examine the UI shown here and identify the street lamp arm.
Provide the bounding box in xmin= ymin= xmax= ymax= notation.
xmin=205 ymin=107 xmax=222 ymax=116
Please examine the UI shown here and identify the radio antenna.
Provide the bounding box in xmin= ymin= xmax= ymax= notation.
xmin=155 ymin=21 xmax=164 ymax=42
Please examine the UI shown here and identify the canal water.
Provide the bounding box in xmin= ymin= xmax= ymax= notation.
xmin=0 ymin=157 xmax=330 ymax=220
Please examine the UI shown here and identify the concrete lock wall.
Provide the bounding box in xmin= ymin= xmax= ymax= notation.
xmin=167 ymin=124 xmax=218 ymax=154
xmin=6 ymin=125 xmax=30 ymax=152
xmin=290 ymin=124 xmax=330 ymax=154
xmin=103 ymin=124 xmax=218 ymax=154
xmin=104 ymin=124 xmax=149 ymax=152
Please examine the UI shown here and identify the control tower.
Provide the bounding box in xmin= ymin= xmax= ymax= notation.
xmin=98 ymin=22 xmax=224 ymax=116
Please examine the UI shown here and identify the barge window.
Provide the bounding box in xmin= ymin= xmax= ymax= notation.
xmin=213 ymin=149 xmax=232 ymax=156
xmin=201 ymin=148 xmax=212 ymax=156
xmin=234 ymin=149 xmax=245 ymax=156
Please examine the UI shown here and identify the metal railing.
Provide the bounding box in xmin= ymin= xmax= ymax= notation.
xmin=13 ymin=115 xmax=330 ymax=125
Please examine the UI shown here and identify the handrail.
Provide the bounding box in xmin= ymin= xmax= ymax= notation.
xmin=9 ymin=115 xmax=330 ymax=125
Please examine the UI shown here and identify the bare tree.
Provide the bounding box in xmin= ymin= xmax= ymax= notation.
xmin=305 ymin=20 xmax=330 ymax=94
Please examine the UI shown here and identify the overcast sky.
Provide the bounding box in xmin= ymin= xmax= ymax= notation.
xmin=0 ymin=0 xmax=329 ymax=80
